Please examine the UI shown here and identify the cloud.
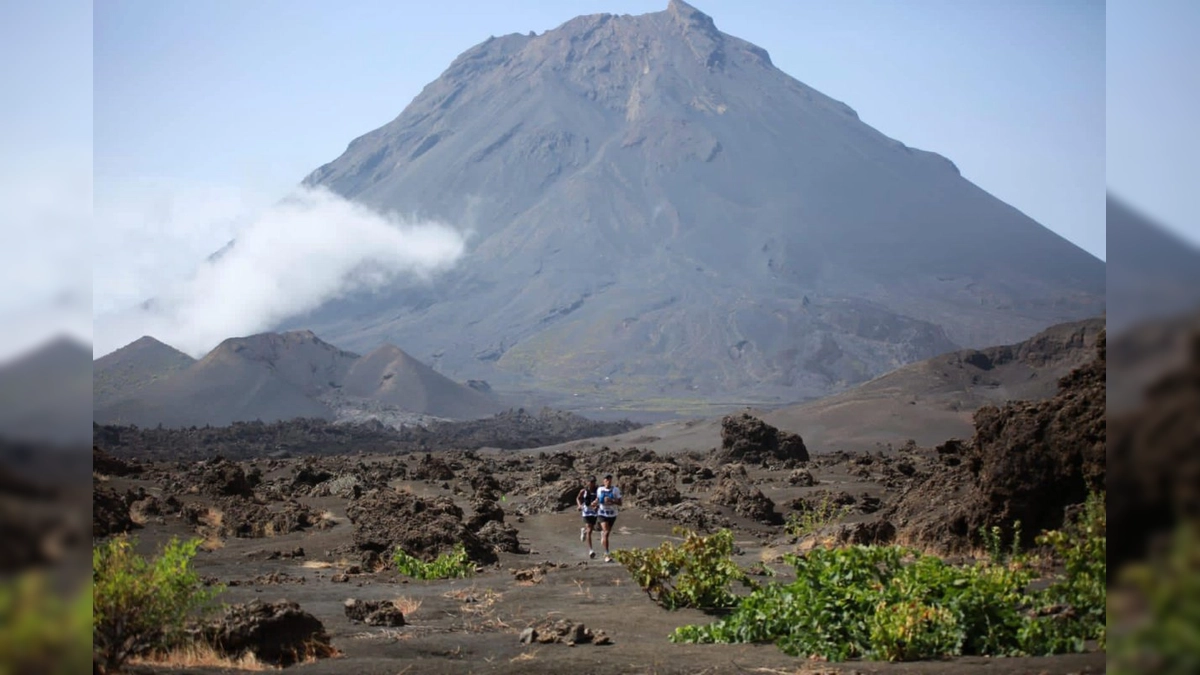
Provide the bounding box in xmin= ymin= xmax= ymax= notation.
xmin=93 ymin=185 xmax=466 ymax=357
xmin=0 ymin=160 xmax=92 ymax=363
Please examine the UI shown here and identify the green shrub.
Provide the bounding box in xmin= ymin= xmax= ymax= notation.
xmin=979 ymin=520 xmax=1023 ymax=565
xmin=869 ymin=600 xmax=962 ymax=662
xmin=785 ymin=495 xmax=852 ymax=540
xmin=392 ymin=543 xmax=474 ymax=580
xmin=1108 ymin=521 xmax=1200 ymax=675
xmin=92 ymin=535 xmax=222 ymax=673
xmin=1036 ymin=491 xmax=1106 ymax=645
xmin=612 ymin=528 xmax=753 ymax=610
xmin=0 ymin=572 xmax=91 ymax=674
xmin=672 ymin=493 xmax=1107 ymax=662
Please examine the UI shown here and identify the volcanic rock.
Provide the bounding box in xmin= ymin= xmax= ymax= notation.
xmin=202 ymin=600 xmax=333 ymax=666
xmin=346 ymin=489 xmax=496 ymax=565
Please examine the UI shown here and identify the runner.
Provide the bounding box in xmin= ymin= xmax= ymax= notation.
xmin=576 ymin=475 xmax=599 ymax=559
xmin=596 ymin=473 xmax=623 ymax=562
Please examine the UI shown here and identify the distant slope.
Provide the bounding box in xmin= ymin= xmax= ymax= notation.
xmin=545 ymin=317 xmax=1105 ymax=455
xmin=93 ymin=332 xmax=337 ymax=428
xmin=93 ymin=330 xmax=503 ymax=427
xmin=205 ymin=330 xmax=360 ymax=397
xmin=0 ymin=336 xmax=92 ymax=446
xmin=1106 ymin=193 xmax=1200 ymax=334
xmin=761 ymin=316 xmax=1105 ymax=451
xmin=338 ymin=344 xmax=501 ymax=419
xmin=93 ymin=336 xmax=195 ymax=410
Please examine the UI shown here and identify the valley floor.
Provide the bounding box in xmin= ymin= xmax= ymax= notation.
xmin=105 ymin=444 xmax=1105 ymax=675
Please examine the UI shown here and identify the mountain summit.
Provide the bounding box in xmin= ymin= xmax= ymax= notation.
xmin=294 ymin=1 xmax=1104 ymax=407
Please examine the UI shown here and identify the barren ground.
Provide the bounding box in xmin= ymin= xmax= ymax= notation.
xmin=104 ymin=442 xmax=1104 ymax=675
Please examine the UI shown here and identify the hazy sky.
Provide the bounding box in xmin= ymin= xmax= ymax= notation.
xmin=0 ymin=0 xmax=91 ymax=360
xmin=94 ymin=0 xmax=1108 ymax=265
xmin=1107 ymin=0 xmax=1200 ymax=248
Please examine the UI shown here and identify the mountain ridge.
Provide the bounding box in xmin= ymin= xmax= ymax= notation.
xmin=283 ymin=0 xmax=1102 ymax=407
xmin=92 ymin=330 xmax=501 ymax=428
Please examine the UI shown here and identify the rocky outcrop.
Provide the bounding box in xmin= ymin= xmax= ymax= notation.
xmin=93 ymin=486 xmax=137 ymax=538
xmin=518 ymin=618 xmax=612 ymax=646
xmin=346 ymin=489 xmax=497 ymax=565
xmin=708 ymin=464 xmax=781 ymax=525
xmin=92 ymin=446 xmax=142 ymax=477
xmin=343 ymin=599 xmax=405 ymax=627
xmin=883 ymin=332 xmax=1107 ymax=551
xmin=1108 ymin=328 xmax=1200 ymax=570
xmin=202 ymin=600 xmax=333 ymax=666
xmin=716 ymin=414 xmax=809 ymax=466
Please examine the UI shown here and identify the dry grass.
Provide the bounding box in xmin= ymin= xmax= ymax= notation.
xmin=759 ymin=545 xmax=785 ymax=564
xmin=201 ymin=507 xmax=224 ymax=529
xmin=199 ymin=532 xmax=225 ymax=552
xmin=743 ymin=667 xmax=848 ymax=675
xmin=443 ymin=586 xmax=501 ymax=614
xmin=129 ymin=509 xmax=149 ymax=527
xmin=392 ymin=595 xmax=422 ymax=616
xmin=571 ymin=578 xmax=593 ymax=600
xmin=301 ymin=558 xmax=354 ymax=570
xmin=510 ymin=649 xmax=541 ymax=662
xmin=93 ymin=472 xmax=110 ymax=482
xmin=129 ymin=642 xmax=269 ymax=671
xmin=349 ymin=628 xmax=411 ymax=642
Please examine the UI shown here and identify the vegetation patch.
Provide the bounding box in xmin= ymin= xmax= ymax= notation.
xmin=1108 ymin=521 xmax=1200 ymax=674
xmin=664 ymin=493 xmax=1106 ymax=662
xmin=611 ymin=528 xmax=755 ymax=610
xmin=0 ymin=572 xmax=91 ymax=674
xmin=393 ymin=542 xmax=475 ymax=580
xmin=92 ymin=535 xmax=223 ymax=673
xmin=785 ymin=494 xmax=853 ymax=540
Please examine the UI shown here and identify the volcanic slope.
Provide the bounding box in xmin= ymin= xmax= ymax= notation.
xmin=93 ymin=331 xmax=344 ymax=428
xmin=93 ymin=336 xmax=196 ymax=410
xmin=338 ymin=343 xmax=501 ymax=420
xmin=287 ymin=0 xmax=1104 ymax=407
xmin=93 ymin=331 xmax=506 ymax=428
xmin=0 ymin=336 xmax=92 ymax=446
xmin=543 ymin=316 xmax=1105 ymax=456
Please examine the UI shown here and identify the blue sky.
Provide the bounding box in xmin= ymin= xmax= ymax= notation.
xmin=0 ymin=0 xmax=92 ymax=359
xmin=94 ymin=0 xmax=1110 ymax=263
xmin=1107 ymin=0 xmax=1200 ymax=248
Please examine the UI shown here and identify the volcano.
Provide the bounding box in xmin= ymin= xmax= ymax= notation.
xmin=285 ymin=0 xmax=1103 ymax=407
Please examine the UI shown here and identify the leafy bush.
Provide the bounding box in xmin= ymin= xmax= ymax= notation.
xmin=612 ymin=528 xmax=754 ymax=610
xmin=1036 ymin=491 xmax=1106 ymax=645
xmin=392 ymin=543 xmax=474 ymax=580
xmin=0 ymin=572 xmax=91 ymax=674
xmin=672 ymin=493 xmax=1107 ymax=661
xmin=92 ymin=535 xmax=222 ymax=673
xmin=869 ymin=600 xmax=961 ymax=662
xmin=785 ymin=495 xmax=851 ymax=539
xmin=1108 ymin=521 xmax=1200 ymax=675
xmin=979 ymin=520 xmax=1023 ymax=565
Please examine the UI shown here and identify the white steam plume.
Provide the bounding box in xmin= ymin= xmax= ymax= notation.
xmin=93 ymin=185 xmax=465 ymax=357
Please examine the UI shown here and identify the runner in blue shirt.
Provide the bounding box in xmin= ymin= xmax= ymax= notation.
xmin=595 ymin=474 xmax=623 ymax=562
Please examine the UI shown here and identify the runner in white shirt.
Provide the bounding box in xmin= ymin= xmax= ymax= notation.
xmin=576 ymin=475 xmax=600 ymax=559
xmin=595 ymin=474 xmax=623 ymax=562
